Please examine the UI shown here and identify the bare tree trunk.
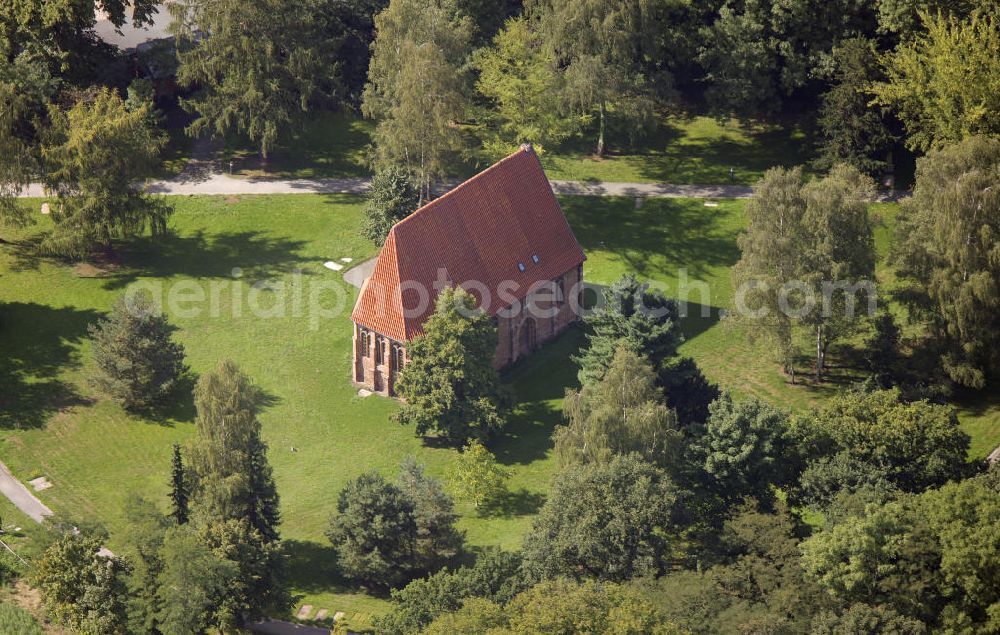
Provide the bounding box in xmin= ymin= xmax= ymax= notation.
xmin=596 ymin=101 xmax=606 ymax=157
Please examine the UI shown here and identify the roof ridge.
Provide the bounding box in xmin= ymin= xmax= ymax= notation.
xmin=392 ymin=145 xmax=537 ymax=231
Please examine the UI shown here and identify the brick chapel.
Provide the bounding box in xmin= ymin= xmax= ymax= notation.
xmin=350 ymin=145 xmax=586 ymax=396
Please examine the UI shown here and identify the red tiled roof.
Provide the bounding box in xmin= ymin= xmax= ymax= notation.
xmin=351 ymin=145 xmax=586 ymax=342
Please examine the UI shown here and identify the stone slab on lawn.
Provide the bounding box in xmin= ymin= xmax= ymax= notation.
xmin=296 ymin=605 xmax=313 ymax=620
xmin=28 ymin=477 xmax=52 ymax=492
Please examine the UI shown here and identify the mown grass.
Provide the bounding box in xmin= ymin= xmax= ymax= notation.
xmin=0 ymin=194 xmax=577 ymax=628
xmin=1 ymin=192 xmax=996 ymax=630
xmin=216 ymin=111 xmax=815 ymax=186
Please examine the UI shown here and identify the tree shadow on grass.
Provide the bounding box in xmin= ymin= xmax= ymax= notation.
xmin=139 ymin=373 xmax=198 ymax=425
xmin=478 ymin=488 xmax=546 ymax=519
xmin=100 ymin=230 xmax=313 ymax=290
xmin=560 ymin=197 xmax=741 ymax=282
xmin=493 ymin=327 xmax=586 ymax=467
xmin=283 ymin=539 xmax=391 ymax=600
xmin=0 ymin=302 xmax=100 ymax=429
xmin=635 ymin=115 xmax=815 ymax=185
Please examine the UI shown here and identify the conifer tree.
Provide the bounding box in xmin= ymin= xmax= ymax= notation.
xmin=89 ymin=293 xmax=187 ymax=411
xmin=169 ymin=443 xmax=189 ymax=525
xmin=574 ymin=274 xmax=682 ymax=386
xmin=397 ymin=457 xmax=464 ymax=572
xmin=361 ymin=167 xmax=420 ymax=245
xmin=40 ymin=88 xmax=170 ymax=258
xmin=557 ymin=345 xmax=682 ymax=469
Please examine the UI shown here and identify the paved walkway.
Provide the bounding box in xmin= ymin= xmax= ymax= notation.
xmin=0 ymin=462 xmax=53 ymax=523
xmin=18 ymin=174 xmax=908 ymax=201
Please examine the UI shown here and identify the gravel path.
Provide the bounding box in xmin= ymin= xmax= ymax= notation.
xmin=18 ymin=174 xmax=908 ymax=201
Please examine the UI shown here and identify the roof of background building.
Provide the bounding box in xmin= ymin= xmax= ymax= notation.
xmin=351 ymin=145 xmax=586 ymax=342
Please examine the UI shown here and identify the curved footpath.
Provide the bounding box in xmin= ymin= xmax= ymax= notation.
xmin=18 ymin=174 xmax=909 ymax=201
xmin=0 ymin=462 xmax=53 ymax=523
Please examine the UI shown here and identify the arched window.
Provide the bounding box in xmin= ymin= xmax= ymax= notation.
xmin=391 ymin=343 xmax=405 ymax=375
xmin=358 ymin=327 xmax=370 ymax=356
xmin=375 ymin=334 xmax=385 ymax=365
xmin=521 ymin=318 xmax=537 ymax=352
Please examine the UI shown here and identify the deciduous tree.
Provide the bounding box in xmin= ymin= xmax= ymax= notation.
xmin=448 ymin=440 xmax=510 ymax=509
xmin=872 ymin=11 xmax=1000 ymax=151
xmin=557 ymin=345 xmax=681 ymax=469
xmin=156 ymin=526 xmax=236 ymax=635
xmin=530 ymin=0 xmax=661 ymax=156
xmin=395 ymin=287 xmax=510 ymax=441
xmin=33 ymin=527 xmax=130 ymax=634
xmin=1 ymin=0 xmax=158 ymax=81
xmin=187 ymin=360 xmax=288 ymax=623
xmin=40 ymin=88 xmax=170 ymax=258
xmin=792 ymin=388 xmax=970 ymax=495
xmin=189 ymin=360 xmax=280 ymax=541
xmin=801 ymin=476 xmax=1000 ymax=631
xmin=363 ymin=0 xmax=473 ymax=201
xmin=890 ymin=136 xmax=1000 ymax=388
xmin=522 ymin=454 xmax=681 ymax=582
xmin=733 ymin=165 xmax=876 ymax=381
xmin=473 ymin=17 xmax=578 ymax=159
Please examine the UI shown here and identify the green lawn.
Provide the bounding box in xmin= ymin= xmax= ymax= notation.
xmin=216 ymin=111 xmax=815 ymax=186
xmin=542 ymin=114 xmax=815 ymax=185
xmin=1 ymin=192 xmax=997 ymax=630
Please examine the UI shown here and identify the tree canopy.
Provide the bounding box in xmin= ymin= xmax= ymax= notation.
xmin=363 ymin=0 xmax=474 ymax=200
xmin=575 ymin=273 xmax=683 ymax=386
xmin=394 ymin=286 xmax=510 ymax=441
xmin=170 ymin=0 xmax=341 ymax=158
xmin=40 ymin=87 xmax=170 ymax=257
xmin=872 ymin=11 xmax=1000 ymax=152
xmin=88 ymin=292 xmax=187 ymax=411
xmin=890 ymin=136 xmax=1000 ymax=388
xmin=557 ymin=344 xmax=682 ymax=469
xmin=733 ymin=165 xmax=877 ymax=380
xmin=801 ymin=476 xmax=1000 ymax=631
xmin=522 ymin=454 xmax=682 ymax=582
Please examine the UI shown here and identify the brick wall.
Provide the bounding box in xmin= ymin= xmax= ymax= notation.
xmin=353 ymin=263 xmax=583 ymax=396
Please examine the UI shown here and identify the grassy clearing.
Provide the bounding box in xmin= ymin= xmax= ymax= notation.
xmin=0 ymin=192 xmax=996 ymax=629
xmin=0 ymin=194 xmax=576 ymax=628
xmin=542 ymin=114 xmax=815 ymax=185
xmin=215 ymin=111 xmax=815 ymax=186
